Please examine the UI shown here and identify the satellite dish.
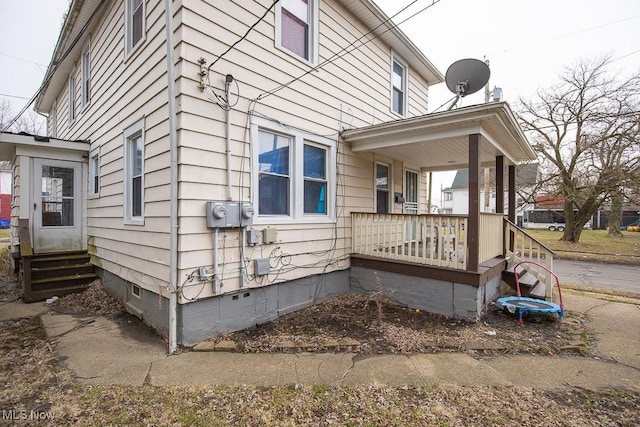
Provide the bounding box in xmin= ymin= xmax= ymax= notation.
xmin=444 ymin=58 xmax=490 ymax=110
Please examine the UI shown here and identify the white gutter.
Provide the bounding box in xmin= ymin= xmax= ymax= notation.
xmin=164 ymin=0 xmax=179 ymax=355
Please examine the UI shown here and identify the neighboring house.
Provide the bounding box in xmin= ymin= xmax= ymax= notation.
xmin=0 ymin=0 xmax=543 ymax=351
xmin=441 ymin=165 xmax=537 ymax=225
xmin=0 ymin=162 xmax=11 ymax=225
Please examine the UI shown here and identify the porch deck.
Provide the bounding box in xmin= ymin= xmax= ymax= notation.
xmin=351 ymin=212 xmax=557 ymax=298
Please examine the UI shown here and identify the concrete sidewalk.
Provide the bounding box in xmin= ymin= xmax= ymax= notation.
xmin=2 ymin=291 xmax=640 ymax=390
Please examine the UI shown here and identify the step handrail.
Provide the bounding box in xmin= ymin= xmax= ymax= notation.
xmin=504 ymin=219 xmax=556 ymax=255
xmin=514 ymin=260 xmax=564 ymax=310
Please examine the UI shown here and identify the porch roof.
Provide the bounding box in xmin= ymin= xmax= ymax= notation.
xmin=342 ymin=102 xmax=536 ymax=171
xmin=0 ymin=132 xmax=90 ymax=160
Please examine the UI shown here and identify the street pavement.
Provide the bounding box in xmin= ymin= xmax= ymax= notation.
xmin=553 ymin=259 xmax=640 ymax=295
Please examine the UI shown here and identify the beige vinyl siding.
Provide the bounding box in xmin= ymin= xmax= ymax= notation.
xmin=174 ymin=0 xmax=432 ymax=299
xmin=46 ymin=0 xmax=178 ymax=295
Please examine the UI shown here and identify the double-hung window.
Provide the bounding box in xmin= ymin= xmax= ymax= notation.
xmin=124 ymin=119 xmax=144 ymax=224
xmin=391 ymin=58 xmax=407 ymax=116
xmin=252 ymin=118 xmax=334 ymax=223
xmin=89 ymin=147 xmax=100 ymax=198
xmin=82 ymin=49 xmax=91 ymax=107
xmin=276 ymin=0 xmax=318 ymax=64
xmin=69 ymin=73 xmax=77 ymax=123
xmin=126 ymin=0 xmax=145 ymax=54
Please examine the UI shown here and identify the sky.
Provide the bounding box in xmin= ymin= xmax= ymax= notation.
xmin=1 ymin=0 xmax=639 ymax=199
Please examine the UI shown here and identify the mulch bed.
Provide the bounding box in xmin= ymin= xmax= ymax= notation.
xmin=219 ymin=293 xmax=590 ymax=356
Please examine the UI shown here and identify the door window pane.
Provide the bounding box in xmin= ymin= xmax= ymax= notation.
xmin=376 ymin=164 xmax=389 ymax=213
xmin=41 ymin=166 xmax=74 ymax=226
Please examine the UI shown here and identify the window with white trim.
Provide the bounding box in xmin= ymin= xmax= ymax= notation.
xmin=124 ymin=119 xmax=144 ymax=224
xmin=69 ymin=73 xmax=77 ymax=123
xmin=126 ymin=0 xmax=145 ymax=54
xmin=82 ymin=48 xmax=91 ymax=107
xmin=376 ymin=162 xmax=390 ymax=213
xmin=89 ymin=147 xmax=100 ymax=198
xmin=251 ymin=118 xmax=335 ymax=223
xmin=275 ymin=0 xmax=318 ymax=64
xmin=391 ymin=58 xmax=407 ymax=116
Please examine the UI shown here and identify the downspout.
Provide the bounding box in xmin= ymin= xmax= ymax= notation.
xmin=164 ymin=0 xmax=178 ymax=355
xmin=225 ymin=75 xmax=233 ymax=201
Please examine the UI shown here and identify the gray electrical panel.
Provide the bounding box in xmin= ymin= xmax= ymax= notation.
xmin=206 ymin=201 xmax=255 ymax=228
xmin=254 ymin=258 xmax=270 ymax=275
xmin=246 ymin=229 xmax=260 ymax=246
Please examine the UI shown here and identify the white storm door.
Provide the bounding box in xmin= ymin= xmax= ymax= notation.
xmin=33 ymin=159 xmax=83 ymax=252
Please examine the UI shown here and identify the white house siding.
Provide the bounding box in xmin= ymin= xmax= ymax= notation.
xmin=175 ymin=0 xmax=433 ymax=301
xmin=42 ymin=0 xmax=178 ymax=297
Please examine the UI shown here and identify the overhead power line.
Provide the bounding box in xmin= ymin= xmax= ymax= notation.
xmin=1 ymin=1 xmax=106 ymax=132
xmin=257 ymin=0 xmax=442 ymax=101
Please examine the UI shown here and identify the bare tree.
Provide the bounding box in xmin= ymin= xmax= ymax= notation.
xmin=0 ymin=98 xmax=46 ymax=134
xmin=517 ymin=56 xmax=640 ymax=242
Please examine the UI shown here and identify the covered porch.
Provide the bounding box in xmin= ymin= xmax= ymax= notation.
xmin=343 ymin=102 xmax=554 ymax=319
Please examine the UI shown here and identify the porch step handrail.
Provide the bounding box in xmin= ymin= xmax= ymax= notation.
xmin=504 ymin=219 xmax=556 ymax=300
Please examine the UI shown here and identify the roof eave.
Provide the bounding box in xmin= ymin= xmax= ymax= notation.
xmin=338 ymin=0 xmax=444 ymax=85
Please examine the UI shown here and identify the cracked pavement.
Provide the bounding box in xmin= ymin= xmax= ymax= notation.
xmin=7 ymin=291 xmax=640 ymax=390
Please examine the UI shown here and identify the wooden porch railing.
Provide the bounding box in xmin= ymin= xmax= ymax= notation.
xmin=479 ymin=213 xmax=504 ymax=264
xmin=352 ymin=213 xmax=468 ymax=270
xmin=504 ymin=220 xmax=556 ymax=299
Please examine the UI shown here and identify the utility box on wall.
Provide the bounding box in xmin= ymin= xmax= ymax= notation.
xmin=206 ymin=202 xmax=255 ymax=228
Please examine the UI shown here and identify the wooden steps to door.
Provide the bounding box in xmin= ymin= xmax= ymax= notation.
xmin=20 ymin=251 xmax=97 ymax=303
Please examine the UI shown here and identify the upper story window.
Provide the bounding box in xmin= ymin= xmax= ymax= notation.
xmin=123 ymin=118 xmax=145 ymax=224
xmin=82 ymin=49 xmax=91 ymax=108
xmin=276 ymin=0 xmax=318 ymax=64
xmin=69 ymin=72 xmax=77 ymax=123
xmin=251 ymin=117 xmax=335 ymax=224
xmin=89 ymin=147 xmax=100 ymax=198
xmin=126 ymin=0 xmax=146 ymax=54
xmin=391 ymin=58 xmax=407 ymax=116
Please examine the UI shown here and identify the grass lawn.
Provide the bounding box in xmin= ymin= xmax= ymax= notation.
xmin=525 ymin=229 xmax=640 ymax=264
xmin=0 ymin=228 xmax=9 ymax=239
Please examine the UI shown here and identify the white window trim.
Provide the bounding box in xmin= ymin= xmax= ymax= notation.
xmin=375 ymin=160 xmax=392 ymax=213
xmin=81 ymin=47 xmax=91 ymax=109
xmin=390 ymin=54 xmax=408 ymax=117
xmin=123 ymin=118 xmax=145 ymax=225
xmin=125 ymin=0 xmax=146 ymax=58
xmin=274 ymin=0 xmax=319 ymax=66
xmin=89 ymin=147 xmax=100 ymax=199
xmin=251 ymin=117 xmax=335 ymax=225
xmin=68 ymin=71 xmax=77 ymax=124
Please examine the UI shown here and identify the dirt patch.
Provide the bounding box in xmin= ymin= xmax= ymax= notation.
xmin=51 ymin=280 xmax=124 ymax=317
xmin=0 ymin=317 xmax=72 ymax=411
xmin=219 ymin=293 xmax=590 ymax=356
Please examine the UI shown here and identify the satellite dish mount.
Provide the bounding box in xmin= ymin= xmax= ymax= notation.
xmin=444 ymin=58 xmax=490 ymax=110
